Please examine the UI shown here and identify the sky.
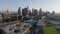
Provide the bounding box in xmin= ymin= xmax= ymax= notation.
xmin=0 ymin=0 xmax=60 ymax=13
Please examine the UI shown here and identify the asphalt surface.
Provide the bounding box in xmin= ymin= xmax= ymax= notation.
xmin=29 ymin=20 xmax=43 ymax=34
xmin=35 ymin=25 xmax=43 ymax=34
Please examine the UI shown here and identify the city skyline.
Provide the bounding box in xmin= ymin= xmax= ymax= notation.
xmin=0 ymin=0 xmax=60 ymax=13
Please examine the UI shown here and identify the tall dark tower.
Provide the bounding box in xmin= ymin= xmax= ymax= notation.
xmin=28 ymin=10 xmax=31 ymax=16
xmin=26 ymin=6 xmax=29 ymax=15
xmin=18 ymin=7 xmax=21 ymax=15
xmin=18 ymin=7 xmax=22 ymax=20
xmin=32 ymin=8 xmax=34 ymax=16
xmin=39 ymin=8 xmax=42 ymax=15
xmin=7 ymin=9 xmax=9 ymax=13
xmin=34 ymin=9 xmax=38 ymax=16
xmin=22 ymin=6 xmax=29 ymax=17
xmin=52 ymin=11 xmax=55 ymax=15
xmin=39 ymin=8 xmax=42 ymax=11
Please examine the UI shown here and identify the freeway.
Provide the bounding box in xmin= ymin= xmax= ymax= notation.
xmin=29 ymin=20 xmax=43 ymax=34
xmin=35 ymin=25 xmax=43 ymax=34
xmin=35 ymin=19 xmax=45 ymax=34
xmin=29 ymin=21 xmax=37 ymax=34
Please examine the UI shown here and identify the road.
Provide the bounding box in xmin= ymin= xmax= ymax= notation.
xmin=29 ymin=19 xmax=44 ymax=34
xmin=35 ymin=25 xmax=43 ymax=34
xmin=35 ymin=19 xmax=45 ymax=34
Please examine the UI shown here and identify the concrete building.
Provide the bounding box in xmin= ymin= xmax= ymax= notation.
xmin=18 ymin=7 xmax=21 ymax=15
xmin=32 ymin=9 xmax=38 ymax=16
xmin=39 ymin=8 xmax=42 ymax=16
xmin=2 ymin=9 xmax=11 ymax=20
xmin=32 ymin=8 xmax=34 ymax=16
xmin=52 ymin=11 xmax=55 ymax=15
xmin=3 ymin=22 xmax=31 ymax=34
xmin=28 ymin=10 xmax=31 ymax=16
xmin=22 ymin=6 xmax=29 ymax=18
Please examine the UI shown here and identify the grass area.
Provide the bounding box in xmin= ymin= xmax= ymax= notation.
xmin=43 ymin=27 xmax=58 ymax=34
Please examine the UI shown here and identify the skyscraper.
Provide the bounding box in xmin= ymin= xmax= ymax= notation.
xmin=39 ymin=8 xmax=42 ymax=15
xmin=18 ymin=7 xmax=21 ymax=15
xmin=32 ymin=8 xmax=38 ymax=18
xmin=26 ymin=6 xmax=29 ymax=15
xmin=22 ymin=6 xmax=29 ymax=17
xmin=32 ymin=8 xmax=34 ymax=16
xmin=34 ymin=9 xmax=38 ymax=16
xmin=52 ymin=11 xmax=55 ymax=15
xmin=28 ymin=10 xmax=31 ymax=16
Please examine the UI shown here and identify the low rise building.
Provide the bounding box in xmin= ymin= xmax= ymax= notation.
xmin=2 ymin=21 xmax=31 ymax=34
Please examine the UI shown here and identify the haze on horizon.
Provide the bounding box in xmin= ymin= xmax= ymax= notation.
xmin=0 ymin=0 xmax=60 ymax=13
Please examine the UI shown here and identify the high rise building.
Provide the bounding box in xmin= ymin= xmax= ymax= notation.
xmin=32 ymin=8 xmax=38 ymax=16
xmin=32 ymin=8 xmax=35 ymax=16
xmin=34 ymin=9 xmax=38 ymax=16
xmin=22 ymin=6 xmax=29 ymax=17
xmin=39 ymin=8 xmax=42 ymax=15
xmin=52 ymin=11 xmax=55 ymax=15
xmin=26 ymin=6 xmax=29 ymax=15
xmin=7 ymin=9 xmax=9 ymax=13
xmin=28 ymin=10 xmax=31 ymax=16
xmin=18 ymin=7 xmax=21 ymax=15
